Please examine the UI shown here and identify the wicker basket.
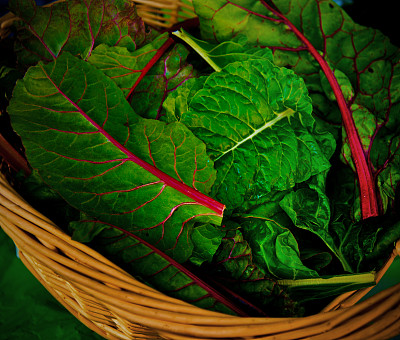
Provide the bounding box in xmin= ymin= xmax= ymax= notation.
xmin=1 ymin=1 xmax=400 ymax=339
xmin=1 ymin=173 xmax=400 ymax=339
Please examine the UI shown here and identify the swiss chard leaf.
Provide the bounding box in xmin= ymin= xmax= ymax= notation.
xmin=176 ymin=58 xmax=332 ymax=212
xmin=239 ymin=217 xmax=319 ymax=280
xmin=70 ymin=218 xmax=245 ymax=316
xmin=279 ymin=181 xmax=356 ymax=270
xmin=189 ymin=223 xmax=224 ymax=266
xmin=9 ymin=0 xmax=150 ymax=66
xmin=162 ymin=76 xmax=207 ymax=123
xmin=0 ymin=66 xmax=21 ymax=102
xmin=88 ymin=33 xmax=195 ymax=119
xmin=7 ymin=52 xmax=224 ymax=263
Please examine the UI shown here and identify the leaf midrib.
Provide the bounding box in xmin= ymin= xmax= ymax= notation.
xmin=215 ymin=107 xmax=294 ymax=161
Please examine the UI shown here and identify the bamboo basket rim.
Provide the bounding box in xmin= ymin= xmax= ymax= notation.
xmin=0 ymin=0 xmax=400 ymax=338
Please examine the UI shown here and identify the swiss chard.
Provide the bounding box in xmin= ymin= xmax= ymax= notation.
xmin=193 ymin=0 xmax=400 ymax=220
xmin=208 ymin=226 xmax=300 ymax=316
xmin=2 ymin=0 xmax=400 ymax=319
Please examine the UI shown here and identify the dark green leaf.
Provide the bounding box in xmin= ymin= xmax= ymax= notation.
xmin=89 ymin=34 xmax=196 ymax=119
xmin=240 ymin=217 xmax=319 ymax=280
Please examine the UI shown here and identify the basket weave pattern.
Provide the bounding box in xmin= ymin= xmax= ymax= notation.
xmin=0 ymin=0 xmax=400 ymax=339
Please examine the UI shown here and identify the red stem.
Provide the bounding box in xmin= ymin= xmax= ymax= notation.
xmin=126 ymin=37 xmax=175 ymax=102
xmin=0 ymin=133 xmax=31 ymax=175
xmin=263 ymin=1 xmax=379 ymax=219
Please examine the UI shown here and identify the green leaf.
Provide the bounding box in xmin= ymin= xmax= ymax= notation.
xmin=319 ymin=67 xmax=354 ymax=102
xmin=189 ymin=223 xmax=224 ymax=266
xmin=7 ymin=52 xmax=223 ymax=263
xmin=179 ymin=58 xmax=331 ymax=212
xmin=0 ymin=66 xmax=21 ymax=101
xmin=210 ymin=227 xmax=300 ymax=317
xmin=279 ymin=184 xmax=355 ymax=270
xmin=132 ymin=43 xmax=195 ymax=120
xmin=162 ymin=76 xmax=207 ymax=123
xmin=9 ymin=0 xmax=150 ymax=65
xmin=240 ymin=218 xmax=319 ymax=280
xmin=300 ymin=249 xmax=332 ymax=272
xmin=193 ymin=0 xmax=400 ymax=219
xmin=330 ymin=213 xmax=400 ymax=273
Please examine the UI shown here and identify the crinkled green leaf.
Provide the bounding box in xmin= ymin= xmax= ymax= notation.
xmin=9 ymin=0 xmax=150 ymax=66
xmin=162 ymin=76 xmax=207 ymax=123
xmin=189 ymin=223 xmax=224 ymax=266
xmin=178 ymin=58 xmax=332 ymax=212
xmin=279 ymin=184 xmax=350 ymax=269
xmin=193 ymin=0 xmax=400 ymax=219
xmin=7 ymin=52 xmax=223 ymax=263
xmin=240 ymin=218 xmax=319 ymax=280
xmin=329 ymin=198 xmax=400 ymax=273
xmin=210 ymin=227 xmax=300 ymax=316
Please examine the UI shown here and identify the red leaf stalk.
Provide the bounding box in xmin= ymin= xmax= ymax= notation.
xmin=126 ymin=37 xmax=175 ymax=102
xmin=0 ymin=133 xmax=31 ymax=175
xmin=263 ymin=0 xmax=379 ymax=219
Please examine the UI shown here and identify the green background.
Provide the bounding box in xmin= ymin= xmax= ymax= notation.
xmin=1 ymin=227 xmax=399 ymax=340
xmin=0 ymin=228 xmax=103 ymax=340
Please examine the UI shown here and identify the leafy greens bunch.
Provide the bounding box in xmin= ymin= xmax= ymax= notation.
xmin=1 ymin=0 xmax=400 ymax=317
